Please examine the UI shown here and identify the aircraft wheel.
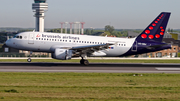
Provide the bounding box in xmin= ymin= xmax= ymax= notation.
xmin=83 ymin=60 xmax=89 ymax=66
xmin=80 ymin=59 xmax=84 ymax=64
xmin=27 ymin=58 xmax=31 ymax=62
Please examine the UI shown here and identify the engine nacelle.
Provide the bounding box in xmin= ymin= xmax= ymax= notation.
xmin=52 ymin=49 xmax=73 ymax=60
xmin=90 ymin=51 xmax=107 ymax=57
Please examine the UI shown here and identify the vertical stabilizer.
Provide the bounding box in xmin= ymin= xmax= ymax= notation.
xmin=136 ymin=12 xmax=171 ymax=42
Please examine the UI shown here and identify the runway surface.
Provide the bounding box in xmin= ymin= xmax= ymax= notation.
xmin=0 ymin=62 xmax=180 ymax=73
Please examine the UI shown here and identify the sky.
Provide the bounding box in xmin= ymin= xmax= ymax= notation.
xmin=0 ymin=0 xmax=180 ymax=29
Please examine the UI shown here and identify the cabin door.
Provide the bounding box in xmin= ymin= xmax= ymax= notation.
xmin=28 ymin=33 xmax=34 ymax=44
xmin=131 ymin=41 xmax=137 ymax=52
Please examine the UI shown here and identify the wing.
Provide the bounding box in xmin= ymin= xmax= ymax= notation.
xmin=71 ymin=43 xmax=114 ymax=54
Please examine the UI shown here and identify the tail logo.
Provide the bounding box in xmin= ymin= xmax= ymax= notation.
xmin=145 ymin=30 xmax=150 ymax=34
xmin=155 ymin=34 xmax=160 ymax=38
xmin=149 ymin=26 xmax=153 ymax=30
xmin=149 ymin=35 xmax=154 ymax=39
xmin=140 ymin=13 xmax=165 ymax=40
xmin=141 ymin=34 xmax=147 ymax=39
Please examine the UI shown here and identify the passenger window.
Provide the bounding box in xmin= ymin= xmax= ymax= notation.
xmin=39 ymin=38 xmax=41 ymax=40
xmin=36 ymin=38 xmax=38 ymax=40
xmin=16 ymin=36 xmax=19 ymax=38
xmin=20 ymin=36 xmax=22 ymax=39
xmin=69 ymin=40 xmax=71 ymax=42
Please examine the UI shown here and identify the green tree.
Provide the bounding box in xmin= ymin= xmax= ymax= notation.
xmin=167 ymin=28 xmax=174 ymax=32
xmin=47 ymin=28 xmax=65 ymax=33
xmin=85 ymin=29 xmax=91 ymax=35
xmin=101 ymin=32 xmax=111 ymax=36
xmin=105 ymin=25 xmax=114 ymax=34
xmin=17 ymin=29 xmax=33 ymax=33
xmin=91 ymin=29 xmax=94 ymax=34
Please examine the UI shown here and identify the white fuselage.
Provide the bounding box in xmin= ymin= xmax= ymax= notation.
xmin=6 ymin=32 xmax=136 ymax=57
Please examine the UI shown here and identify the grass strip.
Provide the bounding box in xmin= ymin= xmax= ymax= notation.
xmin=0 ymin=59 xmax=180 ymax=63
xmin=0 ymin=72 xmax=180 ymax=101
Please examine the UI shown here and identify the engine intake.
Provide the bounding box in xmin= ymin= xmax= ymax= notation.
xmin=52 ymin=49 xmax=73 ymax=60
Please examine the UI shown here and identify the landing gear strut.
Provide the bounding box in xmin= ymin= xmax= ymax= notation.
xmin=80 ymin=57 xmax=89 ymax=66
xmin=27 ymin=51 xmax=33 ymax=62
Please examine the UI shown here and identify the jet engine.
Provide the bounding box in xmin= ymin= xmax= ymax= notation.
xmin=52 ymin=49 xmax=73 ymax=60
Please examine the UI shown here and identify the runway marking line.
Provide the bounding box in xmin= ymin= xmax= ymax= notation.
xmin=156 ymin=68 xmax=180 ymax=71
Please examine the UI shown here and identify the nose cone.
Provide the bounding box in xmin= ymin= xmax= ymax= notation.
xmin=5 ymin=39 xmax=11 ymax=47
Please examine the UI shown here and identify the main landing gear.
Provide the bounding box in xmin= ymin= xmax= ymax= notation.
xmin=80 ymin=57 xmax=89 ymax=66
xmin=27 ymin=51 xmax=33 ymax=62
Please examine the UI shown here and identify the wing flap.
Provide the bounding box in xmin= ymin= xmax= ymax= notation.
xmin=71 ymin=43 xmax=114 ymax=53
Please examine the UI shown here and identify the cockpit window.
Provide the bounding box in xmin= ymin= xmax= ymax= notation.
xmin=13 ymin=35 xmax=22 ymax=39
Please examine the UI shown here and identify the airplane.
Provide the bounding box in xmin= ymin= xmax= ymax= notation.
xmin=5 ymin=12 xmax=171 ymax=65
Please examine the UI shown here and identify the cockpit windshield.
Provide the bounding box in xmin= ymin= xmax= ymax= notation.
xmin=13 ymin=35 xmax=22 ymax=39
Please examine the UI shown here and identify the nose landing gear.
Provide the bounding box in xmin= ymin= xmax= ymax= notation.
xmin=27 ymin=58 xmax=31 ymax=62
xmin=27 ymin=51 xmax=33 ymax=62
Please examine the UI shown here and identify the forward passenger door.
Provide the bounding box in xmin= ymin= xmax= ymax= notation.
xmin=28 ymin=33 xmax=34 ymax=44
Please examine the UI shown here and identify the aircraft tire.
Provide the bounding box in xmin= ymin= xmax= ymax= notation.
xmin=27 ymin=58 xmax=31 ymax=62
xmin=80 ymin=59 xmax=84 ymax=64
xmin=83 ymin=60 xmax=89 ymax=66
